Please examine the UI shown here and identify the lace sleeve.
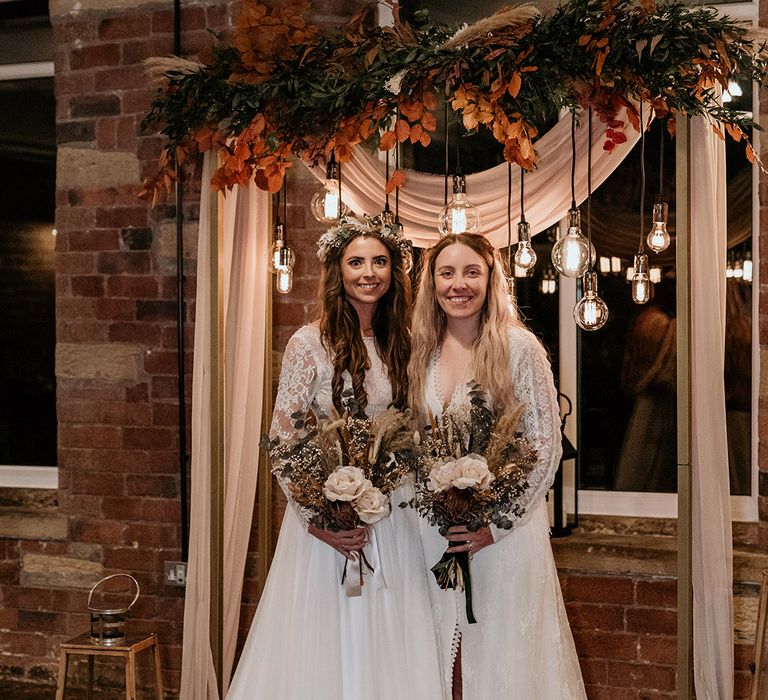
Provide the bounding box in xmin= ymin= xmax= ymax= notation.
xmin=269 ymin=329 xmax=319 ymax=528
xmin=270 ymin=330 xmax=318 ymax=440
xmin=491 ymin=330 xmax=562 ymax=540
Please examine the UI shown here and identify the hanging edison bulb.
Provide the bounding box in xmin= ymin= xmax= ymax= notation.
xmin=311 ymin=158 xmax=347 ymax=224
xmin=438 ymin=174 xmax=481 ymax=235
xmin=514 ymin=219 xmax=537 ymax=270
xmin=270 ymin=221 xmax=285 ymax=274
xmin=551 ymin=208 xmax=595 ymax=278
xmin=631 ymin=254 xmax=650 ymax=304
xmin=647 ymin=200 xmax=670 ymax=253
xmin=573 ymin=271 xmax=609 ymax=330
xmin=275 ymin=247 xmax=295 ymax=294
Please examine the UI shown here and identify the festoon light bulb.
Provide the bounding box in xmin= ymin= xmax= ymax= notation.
xmin=551 ymin=208 xmax=595 ymax=278
xmin=270 ymin=221 xmax=285 ymax=274
xmin=311 ymin=159 xmax=348 ymax=224
xmin=573 ymin=271 xmax=609 ymax=331
xmin=647 ymin=200 xmax=670 ymax=253
xmin=275 ymin=247 xmax=295 ymax=294
xmin=514 ymin=219 xmax=537 ymax=270
xmin=438 ymin=174 xmax=481 ymax=236
xmin=631 ymin=254 xmax=650 ymax=304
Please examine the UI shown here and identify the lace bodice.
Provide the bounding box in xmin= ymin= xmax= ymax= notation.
xmin=270 ymin=325 xmax=393 ymax=439
xmin=425 ymin=324 xmax=562 ymax=536
xmin=269 ymin=325 xmax=394 ymax=525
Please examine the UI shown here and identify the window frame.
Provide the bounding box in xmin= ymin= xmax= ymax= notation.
xmin=0 ymin=58 xmax=58 ymax=489
xmin=563 ymin=1 xmax=760 ymax=521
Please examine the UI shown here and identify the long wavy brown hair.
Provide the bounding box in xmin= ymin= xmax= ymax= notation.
xmin=318 ymin=232 xmax=412 ymax=415
xmin=408 ymin=234 xmax=522 ymax=423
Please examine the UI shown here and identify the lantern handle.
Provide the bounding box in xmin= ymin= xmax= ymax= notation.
xmin=88 ymin=573 xmax=140 ymax=611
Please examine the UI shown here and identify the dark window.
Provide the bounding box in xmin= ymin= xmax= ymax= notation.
xmin=0 ymin=3 xmax=56 ymax=467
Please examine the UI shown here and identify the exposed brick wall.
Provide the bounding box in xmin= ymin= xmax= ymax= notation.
xmin=0 ymin=1 xmax=238 ymax=693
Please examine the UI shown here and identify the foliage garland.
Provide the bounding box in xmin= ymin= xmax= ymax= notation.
xmin=141 ymin=0 xmax=768 ymax=198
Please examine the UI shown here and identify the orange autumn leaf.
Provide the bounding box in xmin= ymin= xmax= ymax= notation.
xmin=395 ymin=119 xmax=411 ymax=142
xmin=418 ymin=130 xmax=431 ymax=147
xmin=724 ymin=123 xmax=742 ymax=142
xmin=508 ymin=72 xmax=522 ymax=97
xmin=595 ymin=49 xmax=609 ymax=76
xmin=421 ymin=111 xmax=437 ymax=131
xmin=267 ymin=172 xmax=284 ymax=192
xmin=386 ymin=169 xmax=406 ymax=193
xmin=400 ymin=99 xmax=424 ymax=121
xmin=597 ymin=14 xmax=615 ymax=30
xmin=409 ymin=123 xmax=423 ymax=144
xmin=578 ymin=35 xmax=592 ymax=46
xmin=745 ymin=142 xmax=756 ymax=165
xmin=422 ymin=92 xmax=437 ymax=111
xmin=379 ymin=130 xmax=396 ymax=151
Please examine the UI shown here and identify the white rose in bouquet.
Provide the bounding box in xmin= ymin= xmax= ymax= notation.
xmin=323 ymin=466 xmax=367 ymax=501
xmin=452 ymin=454 xmax=495 ymax=491
xmin=354 ymin=485 xmax=390 ymax=524
xmin=427 ymin=459 xmax=462 ymax=492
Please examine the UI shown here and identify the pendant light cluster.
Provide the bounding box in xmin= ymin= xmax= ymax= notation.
xmin=571 ymin=110 xmax=608 ymax=331
xmin=299 ymin=104 xmax=671 ymax=326
xmin=631 ymin=102 xmax=651 ymax=305
xmin=271 ymin=184 xmax=296 ymax=294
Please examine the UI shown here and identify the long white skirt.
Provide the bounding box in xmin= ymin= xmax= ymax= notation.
xmin=420 ymin=500 xmax=586 ymax=700
xmin=227 ymin=483 xmax=445 ymax=700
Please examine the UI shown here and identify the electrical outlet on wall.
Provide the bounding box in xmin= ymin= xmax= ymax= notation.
xmin=164 ymin=561 xmax=187 ymax=587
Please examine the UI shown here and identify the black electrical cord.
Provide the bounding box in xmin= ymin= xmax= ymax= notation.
xmin=570 ymin=111 xmax=577 ymax=209
xmin=507 ymin=163 xmax=513 ymax=273
xmin=173 ymin=0 xmax=189 ymax=564
xmin=639 ymin=101 xmax=646 ymax=254
xmin=444 ymin=100 xmax=449 ymax=206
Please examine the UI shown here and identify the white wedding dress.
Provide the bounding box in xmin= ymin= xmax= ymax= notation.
xmin=419 ymin=325 xmax=586 ymax=699
xmin=227 ymin=325 xmax=445 ymax=700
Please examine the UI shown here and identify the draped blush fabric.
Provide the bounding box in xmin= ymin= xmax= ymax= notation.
xmin=221 ymin=183 xmax=271 ymax=688
xmin=690 ymin=116 xmax=734 ymax=699
xmin=180 ymin=154 xmax=271 ymax=699
xmin=180 ymin=152 xmax=220 ymax=700
xmin=315 ymin=110 xmax=643 ymax=248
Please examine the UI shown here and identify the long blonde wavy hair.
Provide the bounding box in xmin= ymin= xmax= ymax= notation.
xmin=408 ymin=234 xmax=522 ymax=424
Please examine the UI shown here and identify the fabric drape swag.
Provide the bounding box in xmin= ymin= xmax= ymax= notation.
xmin=319 ymin=109 xmax=642 ymax=248
xmin=180 ymin=153 xmax=270 ymax=699
xmin=182 ymin=111 xmax=735 ymax=699
xmin=690 ymin=115 xmax=734 ymax=699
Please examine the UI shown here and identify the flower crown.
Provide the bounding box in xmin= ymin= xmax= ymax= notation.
xmin=317 ymin=213 xmax=412 ymax=262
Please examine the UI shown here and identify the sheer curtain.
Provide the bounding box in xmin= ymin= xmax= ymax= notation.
xmin=690 ymin=115 xmax=733 ymax=699
xmin=180 ymin=153 xmax=271 ymax=699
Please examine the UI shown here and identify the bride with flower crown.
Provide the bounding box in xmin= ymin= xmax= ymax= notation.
xmin=226 ymin=215 xmax=444 ymax=699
